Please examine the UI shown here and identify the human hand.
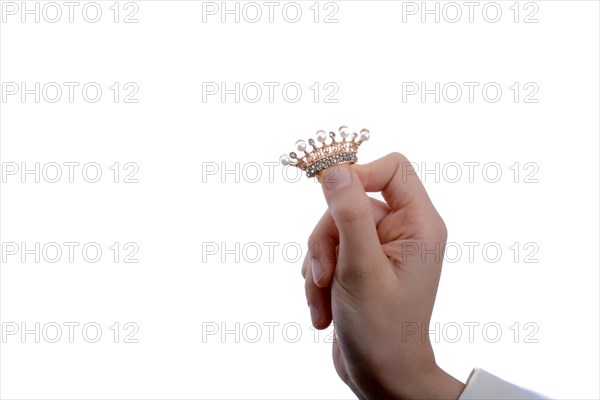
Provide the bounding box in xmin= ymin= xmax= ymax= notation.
xmin=301 ymin=153 xmax=465 ymax=399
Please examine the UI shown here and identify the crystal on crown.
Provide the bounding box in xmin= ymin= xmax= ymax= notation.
xmin=279 ymin=126 xmax=370 ymax=178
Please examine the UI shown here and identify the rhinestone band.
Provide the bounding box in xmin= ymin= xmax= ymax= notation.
xmin=306 ymin=152 xmax=358 ymax=178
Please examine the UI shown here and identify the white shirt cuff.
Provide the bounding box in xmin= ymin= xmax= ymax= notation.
xmin=459 ymin=368 xmax=551 ymax=399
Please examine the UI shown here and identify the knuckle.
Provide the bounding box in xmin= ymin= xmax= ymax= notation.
xmin=388 ymin=152 xmax=415 ymax=176
xmin=307 ymin=234 xmax=319 ymax=249
xmin=389 ymin=151 xmax=410 ymax=166
xmin=438 ymin=216 xmax=448 ymax=242
xmin=428 ymin=211 xmax=448 ymax=242
xmin=307 ymin=236 xmax=322 ymax=259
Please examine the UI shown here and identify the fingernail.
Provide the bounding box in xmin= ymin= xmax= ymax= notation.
xmin=309 ymin=305 xmax=321 ymax=327
xmin=311 ymin=258 xmax=323 ymax=285
xmin=323 ymin=165 xmax=351 ymax=191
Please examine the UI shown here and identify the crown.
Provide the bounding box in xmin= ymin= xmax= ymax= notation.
xmin=279 ymin=126 xmax=370 ymax=178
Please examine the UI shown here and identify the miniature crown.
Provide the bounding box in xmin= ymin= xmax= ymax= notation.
xmin=279 ymin=126 xmax=370 ymax=178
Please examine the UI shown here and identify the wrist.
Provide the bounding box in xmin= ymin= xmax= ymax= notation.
xmin=393 ymin=365 xmax=466 ymax=400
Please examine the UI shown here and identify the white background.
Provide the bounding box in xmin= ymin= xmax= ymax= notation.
xmin=0 ymin=1 xmax=598 ymax=399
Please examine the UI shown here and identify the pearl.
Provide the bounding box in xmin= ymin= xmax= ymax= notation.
xmin=296 ymin=140 xmax=307 ymax=152
xmin=360 ymin=129 xmax=370 ymax=141
xmin=279 ymin=154 xmax=291 ymax=166
xmin=316 ymin=130 xmax=327 ymax=143
xmin=339 ymin=125 xmax=350 ymax=139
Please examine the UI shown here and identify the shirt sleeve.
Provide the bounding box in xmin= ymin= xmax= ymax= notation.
xmin=459 ymin=368 xmax=551 ymax=399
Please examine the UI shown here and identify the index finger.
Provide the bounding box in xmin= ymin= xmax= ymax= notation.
xmin=353 ymin=152 xmax=434 ymax=212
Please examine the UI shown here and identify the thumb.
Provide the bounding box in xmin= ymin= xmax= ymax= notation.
xmin=319 ymin=165 xmax=383 ymax=266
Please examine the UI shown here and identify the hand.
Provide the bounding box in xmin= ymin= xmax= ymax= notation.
xmin=301 ymin=153 xmax=466 ymax=399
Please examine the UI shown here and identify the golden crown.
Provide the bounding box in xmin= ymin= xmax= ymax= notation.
xmin=279 ymin=126 xmax=370 ymax=178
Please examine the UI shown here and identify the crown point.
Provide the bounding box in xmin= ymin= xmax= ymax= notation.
xmin=289 ymin=152 xmax=297 ymax=159
xmin=308 ymin=138 xmax=315 ymax=146
xmin=339 ymin=125 xmax=350 ymax=139
xmin=316 ymin=130 xmax=327 ymax=143
xmin=352 ymin=132 xmax=359 ymax=141
xmin=360 ymin=129 xmax=370 ymax=141
xmin=296 ymin=139 xmax=307 ymax=152
xmin=329 ymin=131 xmax=336 ymax=140
xmin=279 ymin=154 xmax=291 ymax=166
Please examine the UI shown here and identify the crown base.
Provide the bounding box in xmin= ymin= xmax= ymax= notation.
xmin=305 ymin=152 xmax=358 ymax=178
